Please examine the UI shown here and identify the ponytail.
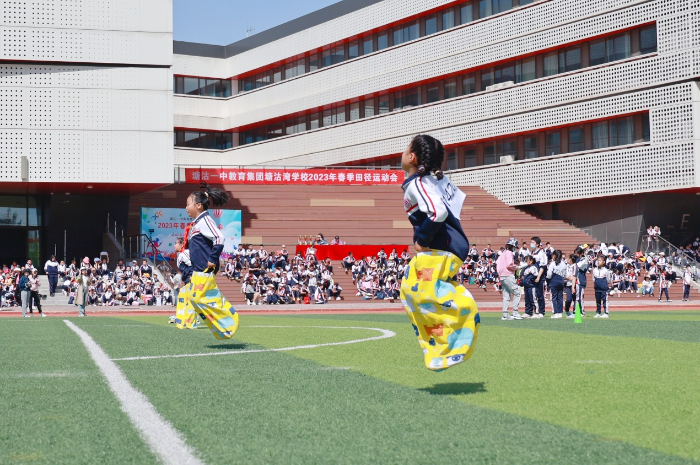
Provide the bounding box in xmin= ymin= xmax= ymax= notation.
xmin=410 ymin=134 xmax=445 ymax=179
xmin=190 ymin=182 xmax=230 ymax=210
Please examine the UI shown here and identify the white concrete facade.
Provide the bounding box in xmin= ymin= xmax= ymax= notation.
xmin=172 ymin=0 xmax=700 ymax=206
xmin=0 ymin=0 xmax=174 ymax=184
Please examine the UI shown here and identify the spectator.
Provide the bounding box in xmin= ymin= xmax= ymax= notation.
xmin=315 ymin=233 xmax=328 ymax=245
xmin=28 ymin=269 xmax=45 ymax=317
xmin=330 ymin=236 xmax=345 ymax=245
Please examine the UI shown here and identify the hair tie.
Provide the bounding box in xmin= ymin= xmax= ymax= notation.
xmin=204 ymin=192 xmax=209 ymax=198
xmin=417 ymin=165 xmax=426 ymax=175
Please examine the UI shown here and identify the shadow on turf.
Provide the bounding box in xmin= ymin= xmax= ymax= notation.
xmin=206 ymin=343 xmax=249 ymax=350
xmin=419 ymin=382 xmax=487 ymax=396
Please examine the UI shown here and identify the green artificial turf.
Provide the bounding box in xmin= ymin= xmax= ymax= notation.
xmin=2 ymin=312 xmax=699 ymax=464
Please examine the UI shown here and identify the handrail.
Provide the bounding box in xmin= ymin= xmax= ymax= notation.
xmin=122 ymin=234 xmax=175 ymax=283
xmin=641 ymin=234 xmax=699 ymax=282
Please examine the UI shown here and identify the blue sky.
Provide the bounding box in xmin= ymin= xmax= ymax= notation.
xmin=173 ymin=0 xmax=342 ymax=45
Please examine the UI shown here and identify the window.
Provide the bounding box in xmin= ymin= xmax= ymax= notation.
xmin=349 ymin=102 xmax=360 ymax=121
xmin=285 ymin=117 xmax=306 ymax=135
xmin=524 ymin=136 xmax=538 ymax=158
xmin=481 ymin=0 xmax=513 ymax=17
xmin=592 ymin=121 xmax=609 ymax=149
xmin=394 ymin=88 xmax=421 ymax=109
xmin=544 ymin=51 xmax=559 ymax=77
xmin=611 ymin=116 xmax=634 ymax=146
xmin=393 ymin=21 xmax=419 ymax=45
xmin=481 ymin=68 xmax=494 ymax=89
xmin=174 ymin=77 xmax=184 ymax=94
xmin=462 ymin=73 xmax=476 ymax=95
xmin=348 ymin=41 xmax=359 ymax=60
xmin=589 ymin=39 xmax=606 ymax=66
xmin=446 ymin=150 xmax=458 ymax=170
xmin=309 ymin=55 xmax=320 ymax=72
xmin=176 ymin=131 xmax=232 ymax=150
xmin=545 ymin=131 xmax=560 ymax=156
xmin=640 ymin=25 xmax=657 ymax=54
xmin=363 ymin=98 xmax=376 ymax=118
xmin=378 ymin=95 xmax=390 ymax=114
xmin=484 ymin=139 xmax=515 ymax=164
xmin=272 ymin=67 xmax=283 ymax=83
xmin=460 ymin=2 xmax=473 ymax=24
xmin=322 ymin=106 xmax=346 ymax=126
xmin=425 ymin=15 xmax=438 ymax=35
xmin=427 ymin=84 xmax=440 ymax=103
xmin=442 ymin=10 xmax=455 ymax=30
xmin=564 ymin=46 xmax=581 ymax=72
xmin=516 ymin=57 xmax=536 ymax=83
xmin=322 ymin=45 xmax=345 ymax=67
xmin=569 ymin=127 xmax=584 ymax=152
xmin=309 ymin=113 xmax=320 ymax=130
xmin=642 ymin=113 xmax=650 ymax=141
xmin=267 ymin=123 xmax=283 ymax=139
xmin=184 ymin=77 xmax=199 ymax=95
xmin=444 ymin=78 xmax=457 ymax=99
xmin=377 ymin=32 xmax=389 ymax=50
xmin=285 ymin=59 xmax=305 ymax=79
xmin=590 ymin=32 xmax=631 ymax=66
xmin=494 ymin=63 xmax=515 ymax=84
xmin=464 ymin=145 xmax=477 ymax=167
xmin=478 ymin=0 xmax=492 ymax=18
xmin=483 ymin=142 xmax=497 ymax=165
xmin=363 ymin=37 xmax=374 ymax=55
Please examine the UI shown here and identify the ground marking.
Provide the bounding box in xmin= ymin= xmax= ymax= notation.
xmin=63 ymin=320 xmax=204 ymax=465
xmin=112 ymin=325 xmax=396 ymax=361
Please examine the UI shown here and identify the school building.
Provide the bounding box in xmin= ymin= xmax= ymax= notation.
xmin=1 ymin=0 xmax=700 ymax=264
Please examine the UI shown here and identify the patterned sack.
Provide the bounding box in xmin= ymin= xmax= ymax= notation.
xmin=181 ymin=271 xmax=240 ymax=340
xmin=175 ymin=283 xmax=196 ymax=329
xmin=400 ymin=250 xmax=480 ymax=371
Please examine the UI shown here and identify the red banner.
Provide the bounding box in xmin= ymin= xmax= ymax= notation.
xmin=295 ymin=244 xmax=411 ymax=261
xmin=185 ymin=168 xmax=404 ymax=185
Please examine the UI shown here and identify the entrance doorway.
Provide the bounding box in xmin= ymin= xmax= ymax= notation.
xmin=0 ymin=228 xmax=27 ymax=267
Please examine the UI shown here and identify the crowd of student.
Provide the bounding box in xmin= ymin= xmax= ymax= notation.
xmin=0 ymin=256 xmax=175 ymax=315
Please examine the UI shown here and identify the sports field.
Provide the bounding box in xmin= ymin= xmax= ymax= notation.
xmin=2 ymin=311 xmax=700 ymax=464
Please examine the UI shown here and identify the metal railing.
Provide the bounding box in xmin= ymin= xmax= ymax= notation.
xmin=122 ymin=234 xmax=175 ymax=281
xmin=641 ymin=235 xmax=700 ymax=282
xmin=173 ymin=164 xmax=403 ymax=183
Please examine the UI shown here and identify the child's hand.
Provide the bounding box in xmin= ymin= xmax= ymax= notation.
xmin=207 ymin=261 xmax=216 ymax=269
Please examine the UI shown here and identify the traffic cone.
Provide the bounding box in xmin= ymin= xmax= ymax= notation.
xmin=574 ymin=302 xmax=583 ymax=324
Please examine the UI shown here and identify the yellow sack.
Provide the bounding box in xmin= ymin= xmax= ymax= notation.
xmin=400 ymin=251 xmax=480 ymax=371
xmin=175 ymin=283 xmax=196 ymax=329
xmin=188 ymin=271 xmax=240 ymax=340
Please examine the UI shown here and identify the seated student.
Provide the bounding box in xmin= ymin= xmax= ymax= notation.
xmin=329 ymin=282 xmax=343 ymax=300
xmin=377 ymin=248 xmax=388 ymax=268
xmin=330 ymin=235 xmax=345 ymax=245
xmin=400 ymin=248 xmax=411 ymax=265
xmin=314 ymin=286 xmax=327 ymax=304
xmin=102 ymin=287 xmax=115 ymax=306
xmin=162 ymin=288 xmax=173 ymax=305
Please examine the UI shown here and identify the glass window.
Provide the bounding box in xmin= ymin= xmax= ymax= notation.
xmin=565 ymin=46 xmax=581 ymax=72
xmin=378 ymin=95 xmax=390 ymax=114
xmin=184 ymin=77 xmax=199 ymax=95
xmin=592 ymin=121 xmax=608 ymax=149
xmin=377 ymin=32 xmax=388 ymax=50
xmin=640 ymin=25 xmax=657 ymax=54
xmin=174 ymin=76 xmax=184 ymax=94
xmin=336 ymin=106 xmax=346 ymax=124
xmin=502 ymin=139 xmax=516 ymax=158
xmin=545 ymin=131 xmax=560 ymax=156
xmin=348 ymin=41 xmax=359 ymax=60
xmin=394 ymin=88 xmax=421 ymax=109
xmin=183 ymin=131 xmax=201 ymax=148
xmin=614 ymin=117 xmax=634 ymax=146
xmin=285 ymin=117 xmax=306 ymax=135
xmin=200 ymin=79 xmax=216 ymax=97
xmin=460 ymin=2 xmax=473 ymax=24
xmin=495 ymin=0 xmax=513 ymax=14
xmin=310 ymin=113 xmax=320 ymax=130
xmin=569 ymin=127 xmax=585 ymax=152
xmin=478 ymin=0 xmax=492 ymax=18
xmin=590 ymin=38 xmax=606 ymax=66
xmin=309 ymin=55 xmax=320 ymax=72
xmin=255 ymin=72 xmax=269 ymax=89
xmin=524 ymin=136 xmax=538 ymax=158
xmin=613 ymin=33 xmax=631 ymax=61
xmin=464 ymin=145 xmax=477 ymax=167
xmin=393 ymin=21 xmax=419 ymax=45
xmin=446 ymin=150 xmax=458 ymax=170
xmin=272 ymin=67 xmax=283 ymax=83
xmin=221 ymin=80 xmax=232 ymax=97
xmin=462 ymin=73 xmax=476 ymax=95
xmin=363 ymin=37 xmax=374 ymax=55
xmin=267 ymin=123 xmax=283 ymax=139
xmin=0 ymin=196 xmax=28 ymax=226
xmin=285 ymin=59 xmax=303 ymax=79
xmin=425 ymin=15 xmax=438 ymax=35
xmin=495 ymin=63 xmax=515 ymax=84
xmin=483 ymin=142 xmax=497 ymax=165
xmin=332 ymin=46 xmax=345 ymax=65
xmin=349 ymin=102 xmax=360 ymax=121
xmin=442 ymin=10 xmax=455 ymax=30
xmin=544 ymin=51 xmax=559 ymax=77
xmin=444 ymin=78 xmax=457 ymax=99
xmin=217 ymin=133 xmax=233 ymax=150
xmin=481 ymin=68 xmax=494 ymax=89
xmin=427 ymin=84 xmax=440 ymax=103
xmin=517 ymin=57 xmax=536 ymax=83
xmin=363 ymin=98 xmax=376 ymax=118
xmin=642 ymin=113 xmax=650 ymax=141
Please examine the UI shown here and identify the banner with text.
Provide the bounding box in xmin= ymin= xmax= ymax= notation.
xmin=185 ymin=168 xmax=405 ymax=185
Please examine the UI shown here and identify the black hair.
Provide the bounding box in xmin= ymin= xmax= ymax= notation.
xmin=553 ymin=249 xmax=563 ymax=265
xmin=525 ymin=255 xmax=536 ymax=264
xmin=531 ymin=236 xmax=541 ymax=245
xmin=190 ymin=182 xmax=230 ymax=210
xmin=569 ymin=253 xmax=578 ymax=262
xmin=410 ymin=134 xmax=445 ymax=180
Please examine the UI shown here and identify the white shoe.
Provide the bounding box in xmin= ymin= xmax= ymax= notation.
xmin=594 ymin=313 xmax=601 ymax=318
xmin=521 ymin=313 xmax=532 ymax=319
xmin=23 ymin=314 xmax=31 ymax=318
xmin=40 ymin=313 xmax=47 ymax=317
xmin=336 ymin=297 xmax=341 ymax=300
xmin=536 ymin=313 xmax=544 ymax=319
xmin=512 ymin=312 xmax=523 ymax=320
xmin=551 ymin=313 xmax=562 ymax=319
xmin=501 ymin=314 xmax=512 ymax=321
xmin=600 ymin=313 xmax=609 ymax=318
xmin=566 ymin=313 xmax=575 ymax=318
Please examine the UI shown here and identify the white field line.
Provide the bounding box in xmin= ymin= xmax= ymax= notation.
xmin=63 ymin=320 xmax=204 ymax=465
xmin=112 ymin=325 xmax=396 ymax=362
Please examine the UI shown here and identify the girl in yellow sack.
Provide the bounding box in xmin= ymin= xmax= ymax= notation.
xmin=174 ymin=237 xmax=197 ymax=329
xmin=178 ymin=182 xmax=240 ymax=340
xmin=399 ymin=135 xmax=480 ymax=371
